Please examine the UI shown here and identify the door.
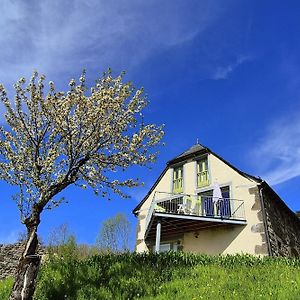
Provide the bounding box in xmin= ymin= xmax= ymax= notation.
xmin=199 ymin=186 xmax=231 ymax=217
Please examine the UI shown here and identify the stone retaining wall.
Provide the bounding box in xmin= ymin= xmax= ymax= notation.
xmin=0 ymin=242 xmax=25 ymax=280
xmin=0 ymin=242 xmax=45 ymax=280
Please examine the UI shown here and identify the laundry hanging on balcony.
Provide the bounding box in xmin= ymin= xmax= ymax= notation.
xmin=213 ymin=182 xmax=231 ymax=217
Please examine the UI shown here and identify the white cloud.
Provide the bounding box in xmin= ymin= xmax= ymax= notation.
xmin=0 ymin=0 xmax=224 ymax=88
xmin=252 ymin=113 xmax=300 ymax=185
xmin=212 ymin=55 xmax=250 ymax=80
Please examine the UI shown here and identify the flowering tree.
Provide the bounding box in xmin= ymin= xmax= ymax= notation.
xmin=0 ymin=70 xmax=163 ymax=300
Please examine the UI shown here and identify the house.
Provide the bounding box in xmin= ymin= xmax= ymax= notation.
xmin=133 ymin=143 xmax=300 ymax=257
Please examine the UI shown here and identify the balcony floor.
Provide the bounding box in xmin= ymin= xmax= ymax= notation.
xmin=145 ymin=212 xmax=247 ymax=242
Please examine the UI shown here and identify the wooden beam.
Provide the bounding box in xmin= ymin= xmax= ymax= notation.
xmin=154 ymin=212 xmax=247 ymax=225
xmin=146 ymin=221 xmax=235 ymax=241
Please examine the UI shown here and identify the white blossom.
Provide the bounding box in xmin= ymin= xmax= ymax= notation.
xmin=0 ymin=70 xmax=164 ymax=222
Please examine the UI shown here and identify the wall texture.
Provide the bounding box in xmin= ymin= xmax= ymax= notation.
xmin=261 ymin=184 xmax=300 ymax=257
xmin=0 ymin=242 xmax=25 ymax=280
xmin=0 ymin=242 xmax=44 ymax=280
xmin=249 ymin=186 xmax=269 ymax=255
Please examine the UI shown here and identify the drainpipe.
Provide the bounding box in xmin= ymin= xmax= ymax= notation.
xmin=259 ymin=183 xmax=272 ymax=256
xmin=155 ymin=219 xmax=161 ymax=253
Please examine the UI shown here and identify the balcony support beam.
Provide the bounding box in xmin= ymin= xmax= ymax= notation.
xmin=154 ymin=212 xmax=247 ymax=225
xmin=155 ymin=219 xmax=161 ymax=253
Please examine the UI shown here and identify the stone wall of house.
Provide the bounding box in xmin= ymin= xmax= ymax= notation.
xmin=261 ymin=185 xmax=300 ymax=257
xmin=0 ymin=242 xmax=45 ymax=280
xmin=249 ymin=187 xmax=269 ymax=255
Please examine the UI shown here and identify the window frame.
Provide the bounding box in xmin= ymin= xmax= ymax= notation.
xmin=172 ymin=164 xmax=184 ymax=193
xmin=196 ymin=156 xmax=210 ymax=188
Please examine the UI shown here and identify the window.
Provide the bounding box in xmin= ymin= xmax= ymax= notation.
xmin=197 ymin=158 xmax=209 ymax=188
xmin=152 ymin=241 xmax=181 ymax=252
xmin=159 ymin=243 xmax=171 ymax=252
xmin=173 ymin=166 xmax=183 ymax=193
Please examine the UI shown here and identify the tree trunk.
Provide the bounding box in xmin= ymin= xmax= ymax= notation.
xmin=10 ymin=219 xmax=41 ymax=300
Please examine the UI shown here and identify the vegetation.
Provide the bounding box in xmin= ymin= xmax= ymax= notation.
xmin=147 ymin=263 xmax=300 ymax=300
xmin=96 ymin=213 xmax=131 ymax=252
xmin=1 ymin=250 xmax=300 ymax=299
xmin=2 ymin=230 xmax=300 ymax=299
xmin=25 ymin=251 xmax=300 ymax=299
xmin=0 ymin=278 xmax=13 ymax=300
xmin=0 ymin=70 xmax=163 ymax=299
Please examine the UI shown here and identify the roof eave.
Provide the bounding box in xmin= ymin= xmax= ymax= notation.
xmin=132 ymin=166 xmax=168 ymax=215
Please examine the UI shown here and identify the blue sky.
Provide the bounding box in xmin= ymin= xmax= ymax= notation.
xmin=1 ymin=0 xmax=300 ymax=247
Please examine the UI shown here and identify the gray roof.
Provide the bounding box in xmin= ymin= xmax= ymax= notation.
xmin=167 ymin=143 xmax=207 ymax=165
xmin=175 ymin=143 xmax=206 ymax=158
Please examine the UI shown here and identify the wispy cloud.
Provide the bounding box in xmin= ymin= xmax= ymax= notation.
xmin=252 ymin=113 xmax=300 ymax=185
xmin=0 ymin=0 xmax=223 ymax=88
xmin=212 ymin=55 xmax=250 ymax=80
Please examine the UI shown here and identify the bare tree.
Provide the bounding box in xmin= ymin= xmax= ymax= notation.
xmin=96 ymin=213 xmax=131 ymax=252
xmin=0 ymin=70 xmax=163 ymax=300
xmin=47 ymin=223 xmax=74 ymax=257
xmin=47 ymin=223 xmax=97 ymax=259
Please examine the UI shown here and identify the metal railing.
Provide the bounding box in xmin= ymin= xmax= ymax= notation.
xmin=152 ymin=192 xmax=245 ymax=221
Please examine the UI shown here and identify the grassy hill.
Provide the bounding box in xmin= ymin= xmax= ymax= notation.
xmin=1 ymin=252 xmax=300 ymax=299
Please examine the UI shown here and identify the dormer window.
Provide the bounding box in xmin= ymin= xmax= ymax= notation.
xmin=197 ymin=157 xmax=209 ymax=188
xmin=173 ymin=166 xmax=183 ymax=193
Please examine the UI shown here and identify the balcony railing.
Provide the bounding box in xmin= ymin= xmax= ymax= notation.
xmin=197 ymin=171 xmax=209 ymax=188
xmin=144 ymin=192 xmax=246 ymax=236
xmin=153 ymin=193 xmax=245 ymax=220
xmin=173 ymin=178 xmax=183 ymax=193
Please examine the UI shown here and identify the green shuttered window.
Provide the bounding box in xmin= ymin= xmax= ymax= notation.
xmin=197 ymin=158 xmax=209 ymax=188
xmin=173 ymin=166 xmax=183 ymax=193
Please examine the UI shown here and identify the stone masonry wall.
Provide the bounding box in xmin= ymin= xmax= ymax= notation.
xmin=0 ymin=242 xmax=25 ymax=280
xmin=261 ymin=185 xmax=300 ymax=257
xmin=249 ymin=187 xmax=269 ymax=255
xmin=0 ymin=242 xmax=45 ymax=280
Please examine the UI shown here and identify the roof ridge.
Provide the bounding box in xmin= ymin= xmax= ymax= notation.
xmin=167 ymin=143 xmax=207 ymax=164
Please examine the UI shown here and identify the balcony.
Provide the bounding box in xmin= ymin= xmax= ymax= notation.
xmin=144 ymin=192 xmax=246 ymax=244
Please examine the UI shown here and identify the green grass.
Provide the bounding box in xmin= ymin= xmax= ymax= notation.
xmin=0 ymin=277 xmax=13 ymax=300
xmin=2 ymin=253 xmax=300 ymax=299
xmin=146 ymin=264 xmax=300 ymax=300
xmin=33 ymin=252 xmax=300 ymax=300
